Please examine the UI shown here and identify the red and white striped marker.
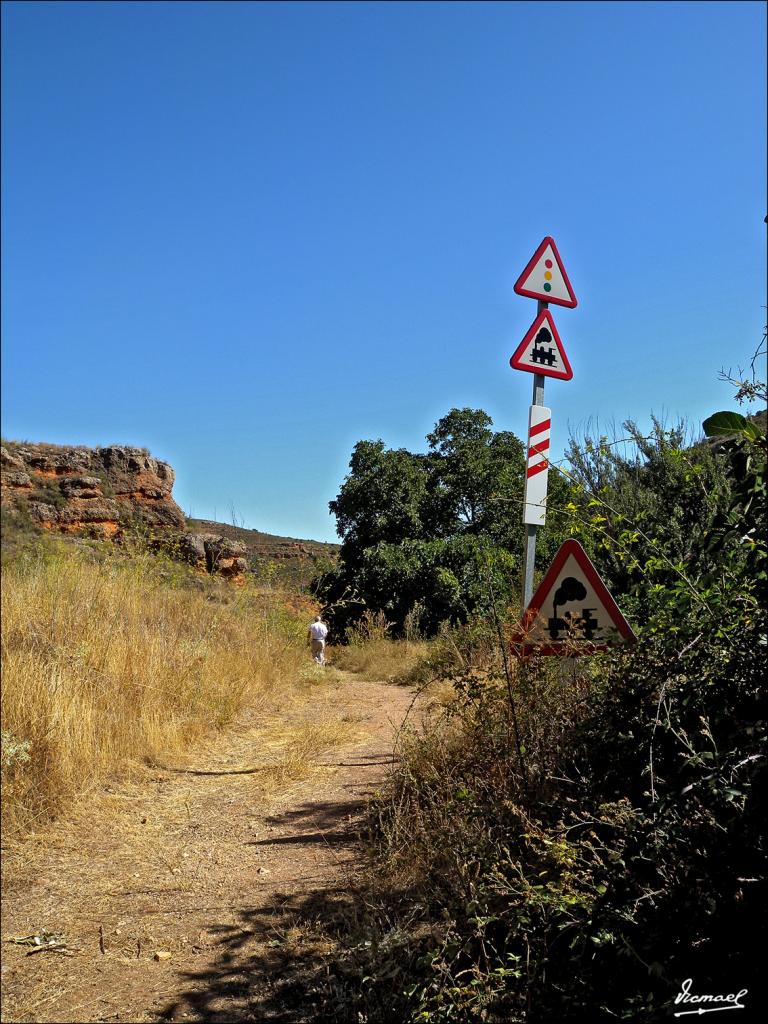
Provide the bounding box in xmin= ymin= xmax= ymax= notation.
xmin=523 ymin=405 xmax=551 ymax=526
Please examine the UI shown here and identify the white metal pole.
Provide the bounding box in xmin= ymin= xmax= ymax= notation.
xmin=522 ymin=299 xmax=548 ymax=610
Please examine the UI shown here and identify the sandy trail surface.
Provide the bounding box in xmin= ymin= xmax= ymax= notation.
xmin=1 ymin=672 xmax=416 ymax=1023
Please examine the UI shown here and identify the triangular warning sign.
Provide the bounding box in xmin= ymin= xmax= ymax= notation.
xmin=510 ymin=539 xmax=636 ymax=657
xmin=514 ymin=236 xmax=577 ymax=308
xmin=510 ymin=309 xmax=573 ymax=380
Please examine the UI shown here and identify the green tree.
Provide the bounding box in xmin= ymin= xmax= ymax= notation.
xmin=355 ymin=535 xmax=517 ymax=635
xmin=425 ymin=409 xmax=512 ymax=530
xmin=316 ymin=406 xmax=572 ymax=637
xmin=329 ymin=440 xmax=428 ymax=567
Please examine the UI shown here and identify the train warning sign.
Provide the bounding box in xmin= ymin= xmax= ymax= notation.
xmin=510 ymin=539 xmax=636 ymax=656
xmin=510 ymin=309 xmax=573 ymax=380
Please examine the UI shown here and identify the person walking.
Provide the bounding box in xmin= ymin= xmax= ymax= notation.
xmin=308 ymin=614 xmax=329 ymax=665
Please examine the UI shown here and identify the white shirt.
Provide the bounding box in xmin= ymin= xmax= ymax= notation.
xmin=309 ymin=621 xmax=328 ymax=640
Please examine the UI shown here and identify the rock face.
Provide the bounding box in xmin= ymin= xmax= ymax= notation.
xmin=177 ymin=533 xmax=249 ymax=580
xmin=1 ymin=442 xmax=185 ymax=537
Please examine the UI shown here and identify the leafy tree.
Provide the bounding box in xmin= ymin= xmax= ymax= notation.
xmin=329 ymin=440 xmax=428 ymax=567
xmin=424 ymin=409 xmax=522 ymax=539
xmin=356 ymin=536 xmax=517 ymax=636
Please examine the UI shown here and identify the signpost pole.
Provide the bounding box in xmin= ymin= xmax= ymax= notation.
xmin=510 ymin=236 xmax=635 ymax=657
xmin=522 ymin=299 xmax=547 ymax=611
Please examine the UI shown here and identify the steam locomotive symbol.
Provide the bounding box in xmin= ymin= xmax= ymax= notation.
xmin=547 ymin=576 xmax=601 ymax=641
xmin=530 ymin=326 xmax=557 ymax=367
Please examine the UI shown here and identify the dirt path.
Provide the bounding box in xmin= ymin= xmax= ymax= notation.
xmin=1 ymin=672 xmax=416 ymax=1023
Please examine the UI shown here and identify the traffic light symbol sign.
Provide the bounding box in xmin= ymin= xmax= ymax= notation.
xmin=514 ymin=236 xmax=577 ymax=308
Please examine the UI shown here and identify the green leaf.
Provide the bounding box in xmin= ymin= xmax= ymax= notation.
xmin=702 ymin=411 xmax=748 ymax=437
xmin=743 ymin=421 xmax=764 ymax=441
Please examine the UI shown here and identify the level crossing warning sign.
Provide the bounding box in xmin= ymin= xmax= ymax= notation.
xmin=510 ymin=539 xmax=636 ymax=656
xmin=510 ymin=309 xmax=573 ymax=380
xmin=514 ymin=236 xmax=577 ymax=308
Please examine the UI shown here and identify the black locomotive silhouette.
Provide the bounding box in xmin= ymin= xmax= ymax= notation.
xmin=547 ymin=576 xmax=600 ymax=641
xmin=530 ymin=326 xmax=557 ymax=367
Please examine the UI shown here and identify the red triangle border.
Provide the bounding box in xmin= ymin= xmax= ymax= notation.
xmin=509 ymin=309 xmax=574 ymax=380
xmin=514 ymin=235 xmax=578 ymax=308
xmin=511 ymin=539 xmax=637 ymax=657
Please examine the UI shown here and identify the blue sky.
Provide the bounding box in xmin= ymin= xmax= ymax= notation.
xmin=2 ymin=1 xmax=765 ymax=542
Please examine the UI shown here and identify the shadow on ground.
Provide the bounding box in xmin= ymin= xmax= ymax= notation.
xmin=156 ymin=759 xmax=400 ymax=1023
xmin=166 ymin=753 xmax=397 ymax=779
xmin=157 ymin=886 xmax=360 ymax=1022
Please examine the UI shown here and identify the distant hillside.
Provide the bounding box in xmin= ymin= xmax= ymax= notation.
xmin=186 ymin=518 xmax=338 ymax=580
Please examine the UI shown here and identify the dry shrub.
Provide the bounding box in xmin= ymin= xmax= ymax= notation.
xmin=0 ymin=546 xmax=309 ymax=832
xmin=357 ymin=615 xmax=597 ymax=895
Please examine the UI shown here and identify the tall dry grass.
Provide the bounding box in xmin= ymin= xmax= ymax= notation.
xmin=329 ymin=610 xmax=431 ymax=682
xmin=1 ymin=544 xmax=310 ymax=832
xmin=330 ymin=638 xmax=431 ymax=681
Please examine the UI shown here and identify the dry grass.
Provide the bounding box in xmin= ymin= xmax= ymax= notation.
xmin=245 ymin=713 xmax=362 ymax=789
xmin=329 ymin=638 xmax=431 ymax=682
xmin=0 ymin=544 xmax=312 ymax=833
xmin=328 ymin=612 xmax=432 ymax=682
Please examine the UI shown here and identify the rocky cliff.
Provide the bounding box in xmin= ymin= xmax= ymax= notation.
xmin=1 ymin=442 xmax=186 ymax=536
xmin=175 ymin=532 xmax=248 ymax=581
xmin=0 ymin=441 xmax=251 ymax=582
